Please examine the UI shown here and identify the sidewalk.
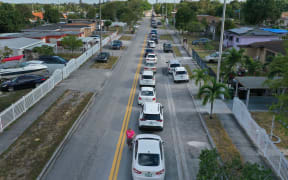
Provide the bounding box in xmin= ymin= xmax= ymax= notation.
xmin=167 ymin=27 xmax=267 ymax=166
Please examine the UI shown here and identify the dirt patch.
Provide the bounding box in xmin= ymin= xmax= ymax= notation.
xmin=90 ymin=56 xmax=119 ymax=69
xmin=172 ymin=46 xmax=182 ymax=57
xmin=204 ymin=114 xmax=243 ymax=163
xmin=119 ymin=35 xmax=133 ymax=41
xmin=0 ymin=90 xmax=93 ymax=180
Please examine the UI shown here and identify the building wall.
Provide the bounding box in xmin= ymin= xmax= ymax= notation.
xmin=243 ymin=47 xmax=277 ymax=64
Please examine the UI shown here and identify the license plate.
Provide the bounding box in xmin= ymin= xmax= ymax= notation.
xmin=145 ymin=172 xmax=152 ymax=177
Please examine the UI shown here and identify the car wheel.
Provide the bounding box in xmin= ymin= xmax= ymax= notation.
xmin=159 ymin=127 xmax=163 ymax=131
xmin=8 ymin=86 xmax=14 ymax=92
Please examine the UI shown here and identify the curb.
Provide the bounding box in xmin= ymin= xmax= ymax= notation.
xmin=37 ymin=92 xmax=97 ymax=180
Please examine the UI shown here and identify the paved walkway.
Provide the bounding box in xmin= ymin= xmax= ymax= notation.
xmin=166 ymin=26 xmax=267 ymax=166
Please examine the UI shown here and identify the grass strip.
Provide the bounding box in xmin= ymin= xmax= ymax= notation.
xmin=0 ymin=89 xmax=31 ymax=112
xmin=172 ymin=46 xmax=182 ymax=57
xmin=160 ymin=34 xmax=173 ymax=41
xmin=90 ymin=56 xmax=119 ymax=69
xmin=56 ymin=53 xmax=82 ymax=60
xmin=184 ymin=65 xmax=193 ymax=79
xmin=119 ymin=35 xmax=133 ymax=41
xmin=204 ymin=114 xmax=243 ymax=163
xmin=0 ymin=90 xmax=93 ymax=180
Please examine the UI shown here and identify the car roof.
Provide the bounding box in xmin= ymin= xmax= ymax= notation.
xmin=148 ymin=40 xmax=155 ymax=43
xmin=143 ymin=102 xmax=161 ymax=114
xmin=141 ymin=87 xmax=154 ymax=91
xmin=169 ymin=59 xmax=180 ymax=64
xmin=147 ymin=53 xmax=156 ymax=56
xmin=175 ymin=67 xmax=186 ymax=71
xmin=142 ymin=71 xmax=154 ymax=75
xmin=137 ymin=139 xmax=160 ymax=154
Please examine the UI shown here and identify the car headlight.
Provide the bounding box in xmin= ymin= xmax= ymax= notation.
xmin=2 ymin=84 xmax=7 ymax=87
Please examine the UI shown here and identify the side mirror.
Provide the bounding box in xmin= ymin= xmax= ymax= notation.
xmin=161 ymin=105 xmax=164 ymax=109
xmin=162 ymin=141 xmax=165 ymax=145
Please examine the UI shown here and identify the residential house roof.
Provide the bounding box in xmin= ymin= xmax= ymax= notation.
xmin=239 ymin=40 xmax=286 ymax=55
xmin=0 ymin=37 xmax=42 ymax=49
xmin=32 ymin=12 xmax=44 ymax=20
xmin=261 ymin=28 xmax=288 ymax=34
xmin=226 ymin=27 xmax=277 ymax=36
xmin=235 ymin=76 xmax=282 ymax=89
xmin=22 ymin=24 xmax=91 ymax=32
xmin=0 ymin=31 xmax=81 ymax=39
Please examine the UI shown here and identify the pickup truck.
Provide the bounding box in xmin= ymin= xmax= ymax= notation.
xmin=163 ymin=43 xmax=173 ymax=53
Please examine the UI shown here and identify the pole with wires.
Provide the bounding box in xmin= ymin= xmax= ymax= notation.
xmin=99 ymin=0 xmax=102 ymax=53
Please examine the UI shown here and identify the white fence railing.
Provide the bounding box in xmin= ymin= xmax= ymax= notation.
xmin=233 ymin=97 xmax=288 ymax=180
xmin=0 ymin=32 xmax=118 ymax=132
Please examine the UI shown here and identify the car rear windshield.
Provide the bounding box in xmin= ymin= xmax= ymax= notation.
xmin=147 ymin=55 xmax=155 ymax=58
xmin=141 ymin=91 xmax=154 ymax=96
xmin=145 ymin=63 xmax=155 ymax=67
xmin=143 ymin=113 xmax=160 ymax=120
xmin=138 ymin=153 xmax=160 ymax=166
xmin=176 ymin=71 xmax=187 ymax=75
xmin=170 ymin=64 xmax=180 ymax=68
xmin=165 ymin=44 xmax=171 ymax=47
xmin=143 ymin=75 xmax=153 ymax=79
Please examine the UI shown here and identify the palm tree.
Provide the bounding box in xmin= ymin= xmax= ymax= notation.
xmin=191 ymin=68 xmax=210 ymax=89
xmin=198 ymin=78 xmax=229 ymax=119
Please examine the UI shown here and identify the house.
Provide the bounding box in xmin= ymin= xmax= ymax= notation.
xmin=30 ymin=11 xmax=44 ymax=23
xmin=197 ymin=15 xmax=221 ymax=39
xmin=239 ymin=40 xmax=286 ymax=64
xmin=224 ymin=27 xmax=281 ymax=49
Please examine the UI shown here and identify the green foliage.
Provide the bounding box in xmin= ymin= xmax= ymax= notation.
xmin=0 ymin=46 xmax=13 ymax=58
xmin=186 ymin=21 xmax=205 ymax=33
xmin=61 ymin=36 xmax=83 ymax=55
xmin=191 ymin=68 xmax=209 ymax=89
xmin=104 ymin=20 xmax=112 ymax=30
xmin=243 ymin=56 xmax=263 ymax=76
xmin=86 ymin=7 xmax=97 ymax=19
xmin=43 ymin=5 xmax=60 ymax=23
xmin=197 ymin=149 xmax=274 ymax=180
xmin=175 ymin=5 xmax=197 ymax=31
xmin=32 ymin=45 xmax=55 ymax=56
xmin=216 ymin=19 xmax=236 ymax=36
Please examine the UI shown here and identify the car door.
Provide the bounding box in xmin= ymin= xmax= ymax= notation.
xmin=14 ymin=76 xmax=29 ymax=90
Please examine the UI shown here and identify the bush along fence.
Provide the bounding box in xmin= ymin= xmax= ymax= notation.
xmin=233 ymin=97 xmax=288 ymax=180
xmin=0 ymin=32 xmax=118 ymax=132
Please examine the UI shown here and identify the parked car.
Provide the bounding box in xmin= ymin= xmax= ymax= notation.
xmin=138 ymin=102 xmax=164 ymax=130
xmin=39 ymin=56 xmax=68 ymax=65
xmin=95 ymin=52 xmax=110 ymax=62
xmin=192 ymin=38 xmax=211 ymax=45
xmin=167 ymin=59 xmax=181 ymax=74
xmin=111 ymin=40 xmax=123 ymax=50
xmin=132 ymin=134 xmax=165 ymax=180
xmin=144 ymin=48 xmax=154 ymax=57
xmin=144 ymin=62 xmax=157 ymax=73
xmin=173 ymin=67 xmax=189 ymax=83
xmin=138 ymin=87 xmax=156 ymax=105
xmin=139 ymin=71 xmax=155 ymax=88
xmin=163 ymin=43 xmax=173 ymax=53
xmin=151 ymin=29 xmax=157 ymax=35
xmin=204 ymin=51 xmax=230 ymax=63
xmin=157 ymin=21 xmax=162 ymax=25
xmin=25 ymin=60 xmax=63 ymax=75
xmin=0 ymin=74 xmax=46 ymax=92
xmin=150 ymin=36 xmax=158 ymax=44
xmin=148 ymin=41 xmax=156 ymax=48
xmin=146 ymin=53 xmax=157 ymax=64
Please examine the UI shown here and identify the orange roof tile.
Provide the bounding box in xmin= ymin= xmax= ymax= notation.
xmin=32 ymin=12 xmax=44 ymax=20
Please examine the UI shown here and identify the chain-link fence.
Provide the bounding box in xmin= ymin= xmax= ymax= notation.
xmin=0 ymin=32 xmax=118 ymax=132
xmin=233 ymin=97 xmax=288 ymax=180
xmin=191 ymin=49 xmax=216 ymax=77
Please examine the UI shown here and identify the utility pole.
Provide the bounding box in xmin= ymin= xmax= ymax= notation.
xmin=173 ymin=0 xmax=176 ymax=29
xmin=216 ymin=0 xmax=227 ymax=82
xmin=165 ymin=2 xmax=167 ymax=24
xmin=99 ymin=0 xmax=102 ymax=53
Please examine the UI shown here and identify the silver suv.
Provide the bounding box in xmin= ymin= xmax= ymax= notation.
xmin=139 ymin=102 xmax=164 ymax=130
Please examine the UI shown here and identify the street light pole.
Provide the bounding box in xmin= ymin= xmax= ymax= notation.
xmin=99 ymin=0 xmax=102 ymax=53
xmin=216 ymin=0 xmax=227 ymax=82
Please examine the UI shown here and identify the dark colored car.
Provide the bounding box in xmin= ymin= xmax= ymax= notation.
xmin=151 ymin=24 xmax=157 ymax=28
xmin=150 ymin=37 xmax=158 ymax=44
xmin=192 ymin=38 xmax=211 ymax=45
xmin=157 ymin=21 xmax=162 ymax=25
xmin=163 ymin=43 xmax=173 ymax=53
xmin=151 ymin=30 xmax=157 ymax=34
xmin=144 ymin=48 xmax=154 ymax=57
xmin=111 ymin=40 xmax=123 ymax=50
xmin=39 ymin=56 xmax=68 ymax=65
xmin=96 ymin=52 xmax=110 ymax=62
xmin=0 ymin=75 xmax=47 ymax=92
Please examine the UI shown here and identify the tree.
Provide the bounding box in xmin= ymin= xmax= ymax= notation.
xmin=198 ymin=78 xmax=229 ymax=119
xmin=104 ymin=20 xmax=112 ymax=31
xmin=216 ymin=19 xmax=236 ymax=36
xmin=191 ymin=68 xmax=209 ymax=89
xmin=14 ymin=4 xmax=32 ymax=22
xmin=43 ymin=5 xmax=60 ymax=23
xmin=32 ymin=45 xmax=55 ymax=56
xmin=120 ymin=7 xmax=137 ymax=29
xmin=243 ymin=56 xmax=263 ymax=76
xmin=61 ymin=36 xmax=83 ymax=55
xmin=186 ymin=21 xmax=205 ymax=33
xmin=175 ymin=5 xmax=196 ymax=32
xmin=86 ymin=7 xmax=97 ymax=19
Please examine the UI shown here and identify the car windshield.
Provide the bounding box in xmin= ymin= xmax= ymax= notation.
xmin=55 ymin=56 xmax=68 ymax=63
xmin=143 ymin=75 xmax=153 ymax=79
xmin=176 ymin=71 xmax=187 ymax=75
xmin=145 ymin=63 xmax=155 ymax=67
xmin=141 ymin=91 xmax=154 ymax=96
xmin=143 ymin=113 xmax=160 ymax=120
xmin=147 ymin=55 xmax=155 ymax=58
xmin=211 ymin=53 xmax=218 ymax=57
xmin=146 ymin=49 xmax=153 ymax=53
xmin=165 ymin=44 xmax=171 ymax=47
xmin=170 ymin=64 xmax=180 ymax=68
xmin=138 ymin=153 xmax=160 ymax=166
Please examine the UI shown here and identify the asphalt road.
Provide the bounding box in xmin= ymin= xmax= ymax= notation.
xmin=44 ymin=18 xmax=210 ymax=180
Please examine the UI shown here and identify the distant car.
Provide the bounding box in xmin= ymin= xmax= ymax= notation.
xmin=0 ymin=74 xmax=46 ymax=92
xmin=95 ymin=52 xmax=110 ymax=62
xmin=139 ymin=71 xmax=155 ymax=88
xmin=152 ymin=24 xmax=157 ymax=28
xmin=111 ymin=40 xmax=123 ymax=50
xmin=167 ymin=59 xmax=181 ymax=74
xmin=163 ymin=43 xmax=173 ymax=53
xmin=146 ymin=53 xmax=157 ymax=64
xmin=138 ymin=102 xmax=164 ymax=130
xmin=151 ymin=29 xmax=157 ymax=35
xmin=204 ymin=51 xmax=230 ymax=63
xmin=144 ymin=48 xmax=154 ymax=57
xmin=150 ymin=36 xmax=158 ymax=44
xmin=132 ymin=134 xmax=165 ymax=180
xmin=192 ymin=38 xmax=211 ymax=45
xmin=143 ymin=62 xmax=157 ymax=73
xmin=157 ymin=21 xmax=162 ymax=25
xmin=148 ymin=41 xmax=156 ymax=48
xmin=138 ymin=87 xmax=156 ymax=105
xmin=173 ymin=67 xmax=189 ymax=83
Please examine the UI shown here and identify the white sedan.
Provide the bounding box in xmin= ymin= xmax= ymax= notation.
xmin=146 ymin=53 xmax=157 ymax=64
xmin=148 ymin=40 xmax=156 ymax=48
xmin=132 ymin=134 xmax=165 ymax=180
xmin=138 ymin=87 xmax=156 ymax=105
xmin=143 ymin=62 xmax=157 ymax=73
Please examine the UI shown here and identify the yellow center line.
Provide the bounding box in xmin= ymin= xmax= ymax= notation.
xmin=109 ymin=35 xmax=147 ymax=180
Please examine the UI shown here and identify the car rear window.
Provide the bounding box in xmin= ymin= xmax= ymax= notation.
xmin=141 ymin=91 xmax=154 ymax=96
xmin=147 ymin=55 xmax=155 ymax=58
xmin=170 ymin=64 xmax=180 ymax=68
xmin=138 ymin=153 xmax=160 ymax=166
xmin=143 ymin=113 xmax=160 ymax=120
xmin=176 ymin=71 xmax=187 ymax=75
xmin=143 ymin=75 xmax=153 ymax=79
xmin=145 ymin=63 xmax=155 ymax=67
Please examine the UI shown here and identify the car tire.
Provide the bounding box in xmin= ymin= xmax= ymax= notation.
xmin=159 ymin=127 xmax=163 ymax=131
xmin=8 ymin=86 xmax=14 ymax=92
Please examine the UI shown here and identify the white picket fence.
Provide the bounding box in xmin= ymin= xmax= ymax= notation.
xmin=233 ymin=97 xmax=288 ymax=180
xmin=0 ymin=32 xmax=118 ymax=132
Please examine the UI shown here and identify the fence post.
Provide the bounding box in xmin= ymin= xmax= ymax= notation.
xmin=0 ymin=116 xmax=3 ymax=133
xmin=23 ymin=96 xmax=27 ymax=113
xmin=263 ymin=136 xmax=268 ymax=157
xmin=278 ymin=155 xmax=282 ymax=175
xmin=12 ymin=103 xmax=15 ymax=121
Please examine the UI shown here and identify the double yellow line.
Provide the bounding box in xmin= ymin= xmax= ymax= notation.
xmin=109 ymin=35 xmax=147 ymax=180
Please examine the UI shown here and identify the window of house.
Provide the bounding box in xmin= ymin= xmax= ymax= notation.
xmin=265 ymin=50 xmax=275 ymax=63
xmin=236 ymin=38 xmax=239 ymax=43
xmin=229 ymin=36 xmax=233 ymax=41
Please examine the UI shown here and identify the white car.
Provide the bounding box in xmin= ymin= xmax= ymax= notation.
xmin=143 ymin=62 xmax=157 ymax=73
xmin=139 ymin=102 xmax=164 ymax=130
xmin=146 ymin=53 xmax=157 ymax=64
xmin=148 ymin=40 xmax=156 ymax=48
xmin=132 ymin=134 xmax=165 ymax=180
xmin=173 ymin=67 xmax=189 ymax=83
xmin=138 ymin=87 xmax=156 ymax=105
xmin=139 ymin=71 xmax=155 ymax=88
xmin=166 ymin=59 xmax=181 ymax=74
xmin=204 ymin=51 xmax=230 ymax=63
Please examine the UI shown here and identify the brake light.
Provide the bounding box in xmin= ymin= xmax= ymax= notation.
xmin=153 ymin=68 xmax=156 ymax=70
xmin=139 ymin=97 xmax=142 ymax=100
xmin=133 ymin=168 xmax=142 ymax=174
xmin=156 ymin=169 xmax=165 ymax=175
xmin=41 ymin=78 xmax=46 ymax=81
xmin=168 ymin=68 xmax=170 ymax=71
xmin=140 ymin=118 xmax=145 ymax=121
xmin=156 ymin=119 xmax=163 ymax=122
xmin=152 ymin=78 xmax=155 ymax=80
xmin=152 ymin=98 xmax=156 ymax=101
xmin=144 ymin=67 xmax=148 ymax=70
